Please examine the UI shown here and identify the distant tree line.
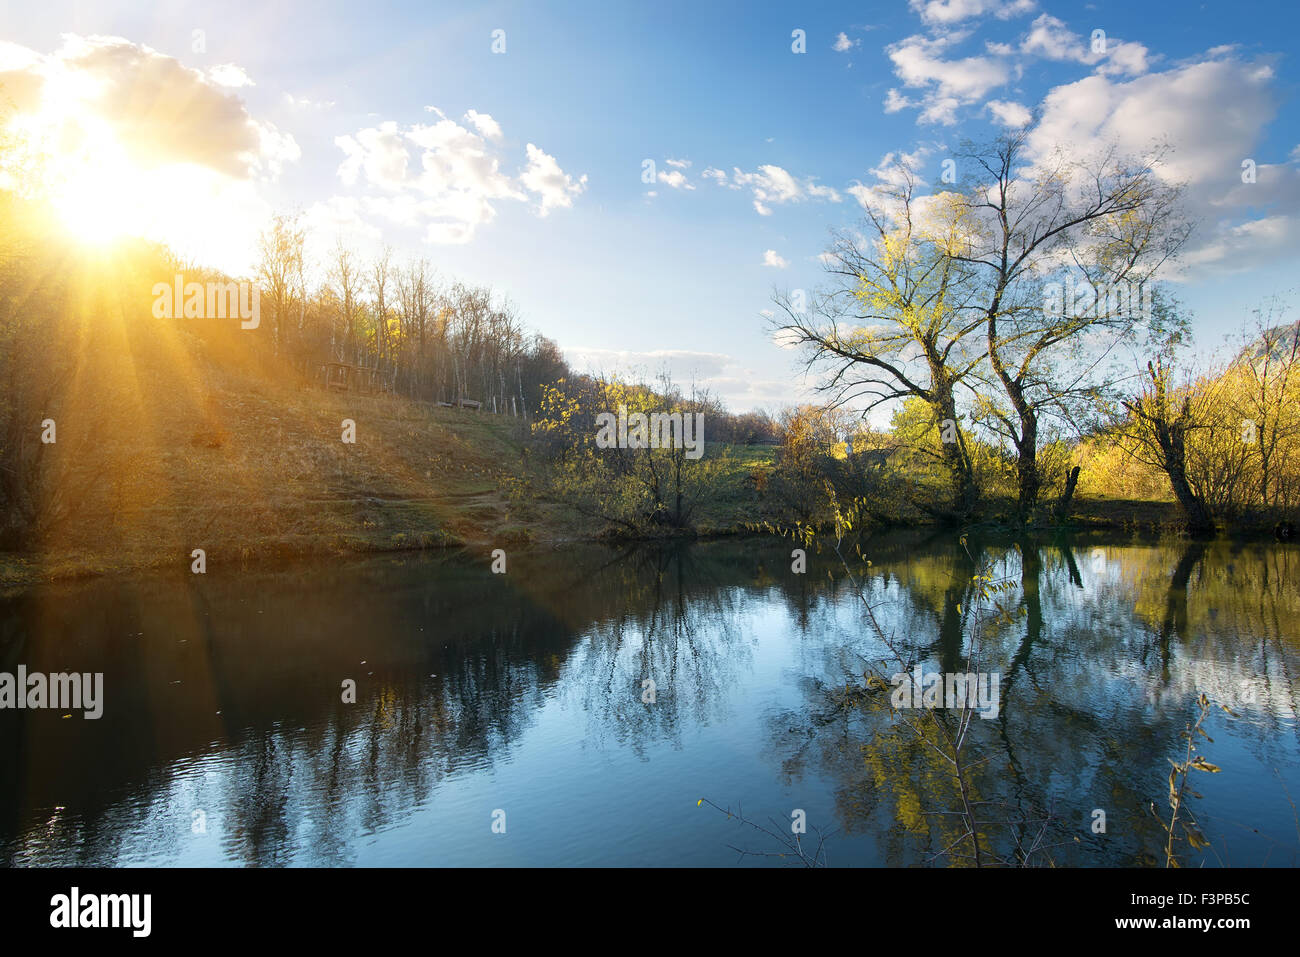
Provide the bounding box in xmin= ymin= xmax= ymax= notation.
xmin=250 ymin=213 xmax=569 ymax=416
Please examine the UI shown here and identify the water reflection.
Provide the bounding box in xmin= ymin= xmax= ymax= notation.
xmin=1 ymin=532 xmax=1298 ymax=866
xmin=767 ymin=535 xmax=1300 ymax=866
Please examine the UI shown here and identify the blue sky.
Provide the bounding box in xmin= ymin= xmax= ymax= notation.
xmin=2 ymin=0 xmax=1298 ymax=411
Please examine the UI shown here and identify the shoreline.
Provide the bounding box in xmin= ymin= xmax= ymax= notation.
xmin=3 ymin=499 xmax=1291 ymax=589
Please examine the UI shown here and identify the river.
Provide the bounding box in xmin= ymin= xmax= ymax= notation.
xmin=2 ymin=531 xmax=1297 ymax=866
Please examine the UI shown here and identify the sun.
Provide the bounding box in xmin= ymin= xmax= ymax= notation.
xmin=50 ymin=165 xmax=139 ymax=245
xmin=6 ymin=96 xmax=255 ymax=268
xmin=8 ymin=102 xmax=147 ymax=246
xmin=49 ymin=123 xmax=144 ymax=245
xmin=0 ymin=51 xmax=268 ymax=277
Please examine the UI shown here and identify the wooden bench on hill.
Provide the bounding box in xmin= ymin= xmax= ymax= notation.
xmin=319 ymin=361 xmax=393 ymax=396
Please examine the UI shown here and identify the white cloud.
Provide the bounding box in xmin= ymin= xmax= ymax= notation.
xmin=735 ymin=164 xmax=800 ymax=203
xmin=833 ymin=32 xmax=858 ymax=53
xmin=665 ymin=157 xmax=691 ymax=168
xmin=1024 ymin=53 xmax=1297 ymax=273
xmin=908 ymin=0 xmax=1037 ymax=27
xmin=890 ymin=34 xmax=1009 ymax=99
xmin=0 ymin=41 xmax=40 ymax=72
xmin=1020 ymin=13 xmax=1084 ymax=60
xmin=919 ymin=96 xmax=962 ymax=125
xmin=0 ymin=35 xmax=298 ymax=179
xmin=336 ymin=122 xmax=411 ymax=189
xmin=1019 ymin=14 xmax=1149 ymax=77
xmin=886 ymin=33 xmax=1011 ymax=125
xmin=1182 ymin=215 xmax=1300 ymax=271
xmin=884 ymin=9 xmax=1147 ymax=125
xmin=520 ymin=142 xmax=588 ymax=216
xmin=1027 ymin=59 xmax=1272 ymax=185
xmin=883 ymin=89 xmax=915 ymax=113
xmin=763 ymin=249 xmax=789 ymax=268
xmin=1100 ymin=41 xmax=1149 ymax=78
xmin=846 ymin=184 xmax=875 ymax=208
xmin=464 ymin=109 xmax=503 ymax=142
xmin=986 ymin=99 xmax=1031 ymax=127
xmin=657 ymin=169 xmax=694 ymax=190
xmin=333 ymin=112 xmax=585 ymax=242
xmin=847 ymin=148 xmax=942 ymax=215
xmin=771 ymin=326 xmax=803 ymax=350
xmin=284 ymin=93 xmax=335 ymax=110
xmin=731 ymin=164 xmax=841 ymax=215
xmin=207 ymin=63 xmax=253 ymax=87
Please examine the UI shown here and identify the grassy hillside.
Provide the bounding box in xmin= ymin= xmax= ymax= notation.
xmin=0 ymin=315 xmax=789 ymax=586
xmin=1 ymin=330 xmax=551 ymax=585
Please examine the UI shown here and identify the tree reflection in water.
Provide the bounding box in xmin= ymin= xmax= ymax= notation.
xmin=762 ymin=532 xmax=1300 ymax=866
xmin=1 ymin=533 xmax=1298 ymax=866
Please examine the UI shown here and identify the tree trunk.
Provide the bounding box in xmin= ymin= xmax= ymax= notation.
xmin=1014 ymin=416 xmax=1040 ymax=524
xmin=1052 ymin=465 xmax=1080 ymax=523
xmin=1168 ymin=466 xmax=1212 ymax=532
xmin=934 ymin=386 xmax=976 ymax=519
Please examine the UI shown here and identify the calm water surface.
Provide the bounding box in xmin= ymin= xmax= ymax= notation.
xmin=2 ymin=531 xmax=1298 ymax=866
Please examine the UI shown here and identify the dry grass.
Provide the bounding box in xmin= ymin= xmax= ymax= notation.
xmin=3 ymin=332 xmax=539 ymax=585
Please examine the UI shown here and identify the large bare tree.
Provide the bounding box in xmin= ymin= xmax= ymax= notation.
xmin=774 ymin=165 xmax=987 ymax=518
xmin=952 ymin=131 xmax=1190 ymax=521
